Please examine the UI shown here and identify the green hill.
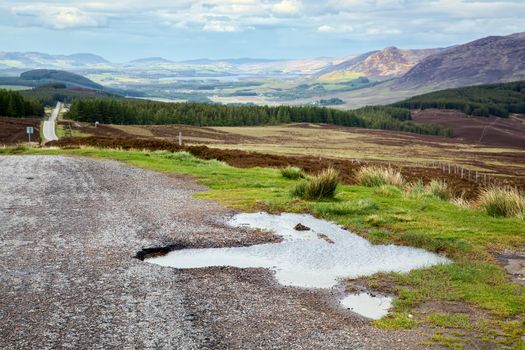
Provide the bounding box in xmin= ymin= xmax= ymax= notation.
xmin=392 ymin=81 xmax=525 ymax=117
xmin=19 ymin=69 xmax=104 ymax=90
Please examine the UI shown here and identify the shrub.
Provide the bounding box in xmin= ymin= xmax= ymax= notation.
xmin=450 ymin=196 xmax=471 ymax=209
xmin=291 ymin=167 xmax=339 ymax=200
xmin=476 ymin=187 xmax=525 ymax=218
xmin=356 ymin=166 xmax=405 ymax=187
xmin=280 ymin=166 xmax=306 ymax=179
xmin=426 ymin=179 xmax=452 ymax=201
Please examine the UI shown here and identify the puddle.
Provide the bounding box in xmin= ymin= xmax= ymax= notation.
xmin=147 ymin=212 xmax=449 ymax=318
xmin=340 ymin=293 xmax=393 ymax=320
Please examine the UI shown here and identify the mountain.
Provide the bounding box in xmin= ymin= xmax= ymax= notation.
xmin=128 ymin=57 xmax=174 ymax=65
xmin=181 ymin=58 xmax=283 ymax=65
xmin=67 ymin=53 xmax=109 ymax=65
xmin=316 ymin=51 xmax=379 ymax=76
xmin=397 ymin=32 xmax=525 ymax=89
xmin=0 ymin=52 xmax=109 ymax=70
xmin=318 ymin=47 xmax=442 ymax=81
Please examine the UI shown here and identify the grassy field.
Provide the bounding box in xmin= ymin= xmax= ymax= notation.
xmin=2 ymin=146 xmax=524 ymax=348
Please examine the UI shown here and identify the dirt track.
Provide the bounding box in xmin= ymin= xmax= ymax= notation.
xmin=0 ymin=155 xmax=426 ymax=349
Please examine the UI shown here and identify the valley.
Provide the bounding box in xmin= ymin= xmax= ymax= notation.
xmin=2 ymin=32 xmax=523 ymax=108
xmin=1 ymin=13 xmax=525 ymax=349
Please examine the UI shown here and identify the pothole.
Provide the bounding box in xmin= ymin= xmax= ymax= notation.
xmin=144 ymin=212 xmax=450 ymax=319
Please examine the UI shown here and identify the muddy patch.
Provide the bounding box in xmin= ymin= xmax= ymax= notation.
xmin=497 ymin=252 xmax=525 ymax=286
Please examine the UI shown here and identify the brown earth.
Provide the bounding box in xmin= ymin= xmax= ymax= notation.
xmin=50 ymin=135 xmax=525 ymax=199
xmin=412 ymin=109 xmax=525 ymax=148
xmin=0 ymin=117 xmax=41 ymax=145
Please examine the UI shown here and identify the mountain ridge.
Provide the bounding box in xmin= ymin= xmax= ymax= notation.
xmin=396 ymin=32 xmax=525 ymax=89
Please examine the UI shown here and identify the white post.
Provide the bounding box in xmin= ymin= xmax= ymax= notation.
xmin=179 ymin=131 xmax=182 ymax=146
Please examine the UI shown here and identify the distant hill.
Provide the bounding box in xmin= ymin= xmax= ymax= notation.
xmin=128 ymin=57 xmax=174 ymax=65
xmin=393 ymin=81 xmax=525 ymax=117
xmin=0 ymin=51 xmax=109 ymax=69
xmin=318 ymin=47 xmax=443 ymax=81
xmin=19 ymin=69 xmax=104 ymax=90
xmin=67 ymin=53 xmax=109 ymax=65
xmin=397 ymin=32 xmax=525 ymax=89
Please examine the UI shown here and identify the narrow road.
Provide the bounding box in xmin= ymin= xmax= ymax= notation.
xmin=42 ymin=102 xmax=61 ymax=143
xmin=0 ymin=156 xmax=424 ymax=349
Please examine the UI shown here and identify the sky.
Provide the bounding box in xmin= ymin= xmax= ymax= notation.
xmin=1 ymin=0 xmax=525 ymax=61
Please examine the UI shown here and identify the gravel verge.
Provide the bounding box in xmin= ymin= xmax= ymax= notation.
xmin=0 ymin=155 xmax=425 ymax=349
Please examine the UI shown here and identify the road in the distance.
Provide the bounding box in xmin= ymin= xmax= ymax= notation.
xmin=42 ymin=101 xmax=61 ymax=143
xmin=0 ymin=156 xmax=424 ymax=349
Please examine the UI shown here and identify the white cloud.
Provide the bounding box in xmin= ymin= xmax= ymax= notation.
xmin=2 ymin=0 xmax=525 ymax=43
xmin=203 ymin=20 xmax=241 ymax=32
xmin=317 ymin=25 xmax=334 ymax=33
xmin=272 ymin=0 xmax=302 ymax=15
xmin=12 ymin=5 xmax=107 ymax=29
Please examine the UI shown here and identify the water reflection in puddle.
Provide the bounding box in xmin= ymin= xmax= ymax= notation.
xmin=340 ymin=293 xmax=393 ymax=320
xmin=148 ymin=212 xmax=449 ymax=318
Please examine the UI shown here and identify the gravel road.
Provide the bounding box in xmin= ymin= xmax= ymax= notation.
xmin=0 ymin=155 xmax=424 ymax=349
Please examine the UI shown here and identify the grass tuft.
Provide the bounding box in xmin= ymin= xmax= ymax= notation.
xmin=450 ymin=196 xmax=471 ymax=209
xmin=405 ymin=180 xmax=428 ymax=199
xmin=356 ymin=166 xmax=405 ymax=187
xmin=426 ymin=179 xmax=452 ymax=201
xmin=476 ymin=187 xmax=525 ymax=219
xmin=291 ymin=167 xmax=339 ymax=200
xmin=280 ymin=166 xmax=306 ymax=179
xmin=374 ymin=184 xmax=402 ymax=197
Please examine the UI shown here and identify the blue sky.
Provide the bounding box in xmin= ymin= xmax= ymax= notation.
xmin=1 ymin=0 xmax=525 ymax=61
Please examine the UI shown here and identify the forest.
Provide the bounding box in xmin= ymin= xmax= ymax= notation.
xmin=393 ymin=81 xmax=525 ymax=117
xmin=65 ymin=98 xmax=452 ymax=136
xmin=0 ymin=89 xmax=44 ymax=118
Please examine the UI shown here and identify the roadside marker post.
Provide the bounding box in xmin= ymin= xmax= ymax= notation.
xmin=26 ymin=126 xmax=34 ymax=144
xmin=179 ymin=131 xmax=183 ymax=146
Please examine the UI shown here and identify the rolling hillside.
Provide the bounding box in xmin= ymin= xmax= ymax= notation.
xmin=393 ymin=81 xmax=525 ymax=117
xmin=397 ymin=32 xmax=525 ymax=89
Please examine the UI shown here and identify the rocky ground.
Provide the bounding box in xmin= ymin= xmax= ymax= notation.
xmin=0 ymin=155 xmax=425 ymax=349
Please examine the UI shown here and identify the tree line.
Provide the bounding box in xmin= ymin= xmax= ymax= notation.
xmin=0 ymin=89 xmax=44 ymax=118
xmin=65 ymin=98 xmax=452 ymax=136
xmin=393 ymin=81 xmax=525 ymax=117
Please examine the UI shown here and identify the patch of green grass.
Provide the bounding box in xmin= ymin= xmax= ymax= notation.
xmin=427 ymin=313 xmax=471 ymax=329
xmin=313 ymin=199 xmax=379 ymax=216
xmin=55 ymin=124 xmax=88 ymax=138
xmin=374 ymin=312 xmax=418 ymax=329
xmin=1 ymin=146 xmax=524 ymax=347
xmin=374 ymin=184 xmax=402 ymax=197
